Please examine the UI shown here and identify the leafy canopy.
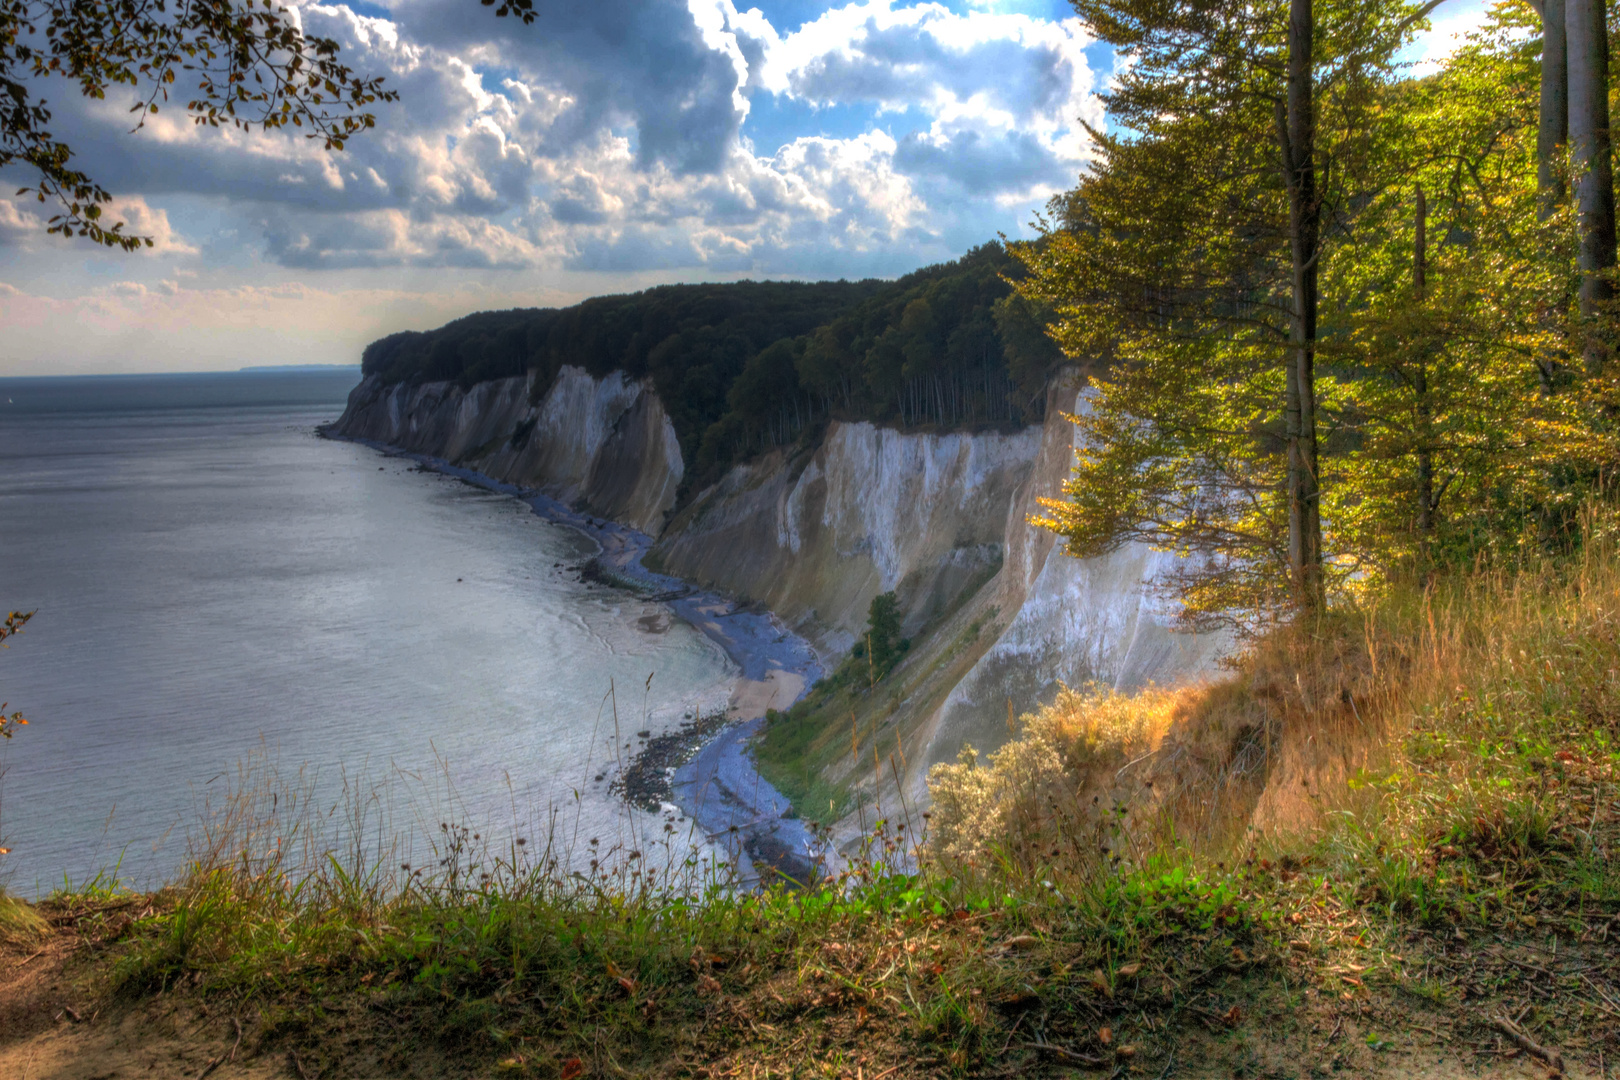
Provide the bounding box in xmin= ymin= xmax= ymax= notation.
xmin=1012 ymin=0 xmax=1612 ymax=629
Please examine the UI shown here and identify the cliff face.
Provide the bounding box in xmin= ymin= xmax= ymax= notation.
xmin=651 ymin=422 xmax=1040 ymax=658
xmin=909 ymin=375 xmax=1229 ymax=781
xmin=649 ymin=373 xmax=1227 ymax=809
xmin=331 ymin=368 xmax=683 ymax=535
xmin=329 ymin=366 xmax=1226 ymax=811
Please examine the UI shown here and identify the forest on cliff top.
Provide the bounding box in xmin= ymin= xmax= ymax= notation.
xmin=358 ymin=242 xmax=1065 ymax=487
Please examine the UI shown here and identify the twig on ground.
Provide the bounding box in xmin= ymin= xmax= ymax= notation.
xmin=290 ymin=1049 xmax=313 ymax=1080
xmin=997 ymin=1013 xmax=1027 ymax=1055
xmin=229 ymin=1017 xmax=243 ymax=1062
xmin=1021 ymin=1040 xmax=1107 ymax=1067
xmin=1491 ymin=1014 xmax=1565 ymax=1074
xmin=11 ymin=950 xmax=44 ymax=968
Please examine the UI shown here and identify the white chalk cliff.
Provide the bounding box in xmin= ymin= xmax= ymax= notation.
xmin=332 ymin=368 xmax=683 ymax=535
xmin=327 ymin=367 xmax=1226 ymax=809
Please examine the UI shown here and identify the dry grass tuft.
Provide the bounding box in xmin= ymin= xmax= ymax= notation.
xmin=927 ymin=509 xmax=1620 ymax=890
xmin=0 ymin=891 xmax=46 ymax=943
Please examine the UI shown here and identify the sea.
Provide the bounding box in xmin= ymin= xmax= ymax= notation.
xmin=0 ymin=370 xmax=736 ymax=896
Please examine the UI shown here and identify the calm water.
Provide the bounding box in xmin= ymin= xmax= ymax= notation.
xmin=0 ymin=372 xmax=734 ymax=895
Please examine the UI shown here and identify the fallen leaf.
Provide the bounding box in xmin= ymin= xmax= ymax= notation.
xmin=561 ymin=1057 xmax=584 ymax=1080
xmin=1090 ymin=968 xmax=1112 ymax=998
xmin=1098 ymin=1026 xmax=1112 ymax=1046
xmin=1116 ymin=962 xmax=1141 ymax=978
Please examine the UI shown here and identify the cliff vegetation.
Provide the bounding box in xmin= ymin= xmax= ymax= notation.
xmin=357 ymin=243 xmax=1063 ymax=488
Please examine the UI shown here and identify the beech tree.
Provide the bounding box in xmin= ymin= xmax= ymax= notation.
xmin=1 ymin=0 xmax=534 ymax=249
xmin=1565 ymin=0 xmax=1616 ymax=370
xmin=1537 ymin=0 xmax=1568 ymax=211
xmin=1016 ymin=1 xmax=1611 ymax=627
xmin=1012 ymin=0 xmax=1434 ymax=626
xmin=1329 ymin=11 xmax=1600 ymax=582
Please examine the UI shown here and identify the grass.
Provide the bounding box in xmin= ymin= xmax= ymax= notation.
xmin=4 ymin=526 xmax=1620 ymax=1077
xmin=755 ymin=605 xmax=1001 ymax=825
xmin=0 ymin=889 xmax=46 ymax=943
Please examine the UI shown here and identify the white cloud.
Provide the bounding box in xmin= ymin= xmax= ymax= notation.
xmin=1406 ymin=0 xmax=1491 ymax=77
xmin=0 ymin=194 xmax=197 ymax=254
xmin=1 ymin=0 xmax=1101 ymax=298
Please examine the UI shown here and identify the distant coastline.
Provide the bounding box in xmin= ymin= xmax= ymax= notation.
xmin=238 ymin=364 xmax=361 ymax=372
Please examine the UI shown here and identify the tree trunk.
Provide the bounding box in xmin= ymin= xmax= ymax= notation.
xmin=1414 ymin=186 xmax=1435 ymax=550
xmin=1568 ymin=0 xmax=1616 ymax=374
xmin=1541 ymin=0 xmax=1569 ymax=215
xmin=1283 ymin=0 xmax=1324 ymax=610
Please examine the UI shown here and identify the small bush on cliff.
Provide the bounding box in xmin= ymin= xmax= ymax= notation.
xmin=853 ymin=591 xmax=908 ymax=684
xmin=755 ymin=592 xmax=911 ymax=820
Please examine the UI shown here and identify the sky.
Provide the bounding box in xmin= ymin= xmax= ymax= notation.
xmin=0 ymin=0 xmax=1492 ymax=375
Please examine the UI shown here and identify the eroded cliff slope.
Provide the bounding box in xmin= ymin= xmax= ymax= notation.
xmin=326 ymin=367 xmax=1225 ymax=814
xmin=651 ymin=373 xmax=1226 ymax=816
xmin=650 ymin=422 xmax=1039 ymax=658
xmin=331 ymin=368 xmax=683 ymax=534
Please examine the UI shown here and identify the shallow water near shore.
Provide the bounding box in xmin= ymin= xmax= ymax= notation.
xmin=0 ymin=372 xmax=737 ymax=895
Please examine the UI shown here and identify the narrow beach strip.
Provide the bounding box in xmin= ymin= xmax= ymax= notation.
xmin=321 ymin=432 xmax=827 ymax=885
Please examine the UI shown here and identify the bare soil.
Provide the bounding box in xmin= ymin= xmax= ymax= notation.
xmin=4 ymin=897 xmax=1615 ymax=1080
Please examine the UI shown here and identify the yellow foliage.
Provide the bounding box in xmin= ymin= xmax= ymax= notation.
xmin=926 ymin=683 xmax=1182 ymax=869
xmin=927 ymin=505 xmax=1620 ymax=887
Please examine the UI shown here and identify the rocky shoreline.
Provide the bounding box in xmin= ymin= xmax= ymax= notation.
xmin=609 ymin=707 xmax=731 ymax=813
xmin=320 ymin=429 xmax=827 ymax=886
